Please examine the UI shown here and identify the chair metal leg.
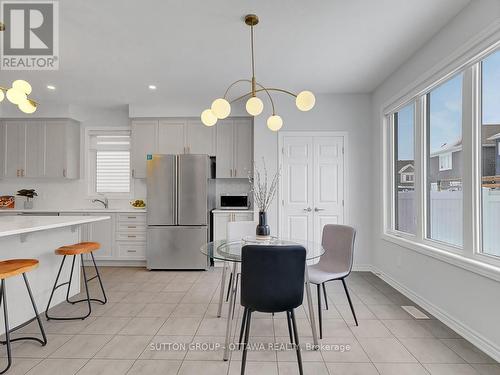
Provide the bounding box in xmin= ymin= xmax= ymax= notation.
xmin=342 ymin=278 xmax=358 ymax=326
xmin=67 ymin=253 xmax=106 ymax=305
xmin=90 ymin=252 xmax=107 ymax=304
xmin=286 ymin=311 xmax=294 ymax=344
xmin=217 ymin=261 xmax=228 ymax=318
xmin=226 ymin=272 xmax=233 ymax=302
xmin=45 ymin=255 xmax=67 ymax=320
xmin=241 ymin=309 xmax=252 ymax=375
xmin=290 ymin=309 xmax=303 ymax=375
xmin=232 ymin=273 xmax=240 ymax=319
xmin=238 ymin=307 xmax=248 ymax=349
xmin=322 ymin=283 xmax=329 ymax=310
xmin=0 ymin=280 xmax=11 ymax=374
xmin=317 ymin=284 xmax=323 ymax=339
xmin=21 ymin=274 xmax=47 ymax=345
xmin=65 ymin=256 xmax=76 ymax=304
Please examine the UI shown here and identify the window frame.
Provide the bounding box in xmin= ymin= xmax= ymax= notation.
xmin=382 ymin=36 xmax=500 ymax=281
xmin=85 ymin=127 xmax=133 ymax=199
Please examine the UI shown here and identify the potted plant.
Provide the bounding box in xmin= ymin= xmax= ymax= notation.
xmin=249 ymin=160 xmax=281 ymax=239
xmin=16 ymin=189 xmax=38 ymax=209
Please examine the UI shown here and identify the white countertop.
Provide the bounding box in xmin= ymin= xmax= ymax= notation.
xmin=0 ymin=216 xmax=111 ymax=238
xmin=212 ymin=208 xmax=255 ymax=213
xmin=0 ymin=208 xmax=146 ymax=214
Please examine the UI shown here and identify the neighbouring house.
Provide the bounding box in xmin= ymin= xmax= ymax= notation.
xmin=396 ymin=160 xmax=415 ymax=191
xmin=428 ymin=124 xmax=500 ymax=190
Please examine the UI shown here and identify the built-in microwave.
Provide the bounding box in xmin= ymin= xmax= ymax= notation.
xmin=219 ymin=194 xmax=249 ymax=210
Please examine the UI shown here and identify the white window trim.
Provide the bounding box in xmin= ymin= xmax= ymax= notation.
xmin=381 ymin=25 xmax=500 ymax=281
xmin=85 ymin=127 xmax=134 ymax=199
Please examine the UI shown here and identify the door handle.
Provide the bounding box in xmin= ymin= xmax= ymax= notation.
xmin=314 ymin=208 xmax=325 ymax=212
xmin=303 ymin=207 xmax=312 ymax=212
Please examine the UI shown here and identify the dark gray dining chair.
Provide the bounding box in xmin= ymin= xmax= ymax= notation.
xmin=239 ymin=245 xmax=306 ymax=375
xmin=307 ymin=224 xmax=357 ymax=339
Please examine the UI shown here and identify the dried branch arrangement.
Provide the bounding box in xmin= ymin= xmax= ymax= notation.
xmin=249 ymin=159 xmax=281 ymax=213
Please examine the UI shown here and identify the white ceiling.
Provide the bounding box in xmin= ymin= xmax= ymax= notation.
xmin=1 ymin=0 xmax=471 ymax=108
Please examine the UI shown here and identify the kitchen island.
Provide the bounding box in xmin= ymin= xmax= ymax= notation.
xmin=0 ymin=215 xmax=110 ymax=333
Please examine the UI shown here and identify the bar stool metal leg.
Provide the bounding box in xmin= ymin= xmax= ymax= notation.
xmin=45 ymin=255 xmax=67 ymax=320
xmin=0 ymin=280 xmax=11 ymax=374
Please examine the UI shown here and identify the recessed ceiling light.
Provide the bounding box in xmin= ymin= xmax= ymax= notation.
xmin=47 ymin=85 xmax=56 ymax=90
xmin=148 ymin=85 xmax=157 ymax=90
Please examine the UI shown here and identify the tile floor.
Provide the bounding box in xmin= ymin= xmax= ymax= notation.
xmin=2 ymin=267 xmax=499 ymax=375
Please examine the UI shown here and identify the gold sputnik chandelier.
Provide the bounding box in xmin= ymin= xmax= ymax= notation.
xmin=0 ymin=25 xmax=37 ymax=114
xmin=201 ymin=14 xmax=315 ymax=131
xmin=0 ymin=80 xmax=37 ymax=114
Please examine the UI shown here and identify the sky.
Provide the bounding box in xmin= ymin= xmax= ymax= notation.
xmin=397 ymin=50 xmax=500 ymax=160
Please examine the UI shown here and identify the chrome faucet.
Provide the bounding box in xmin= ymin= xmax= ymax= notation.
xmin=92 ymin=197 xmax=109 ymax=209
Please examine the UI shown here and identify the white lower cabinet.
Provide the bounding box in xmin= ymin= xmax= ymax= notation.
xmin=61 ymin=212 xmax=147 ymax=262
xmin=213 ymin=211 xmax=254 ymax=241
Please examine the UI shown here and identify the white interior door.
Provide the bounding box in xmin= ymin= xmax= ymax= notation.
xmin=313 ymin=136 xmax=345 ymax=244
xmin=280 ymin=133 xmax=345 ymax=244
xmin=281 ymin=136 xmax=314 ymax=242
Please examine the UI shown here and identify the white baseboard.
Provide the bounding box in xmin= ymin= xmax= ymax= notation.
xmin=352 ymin=264 xmax=372 ymax=272
xmin=83 ymin=260 xmax=146 ymax=267
xmin=370 ymin=265 xmax=500 ymax=363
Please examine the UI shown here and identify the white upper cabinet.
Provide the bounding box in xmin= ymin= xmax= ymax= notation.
xmin=233 ymin=119 xmax=253 ymax=178
xmin=131 ymin=118 xmax=218 ymax=179
xmin=44 ymin=120 xmax=80 ymax=179
xmin=131 ymin=120 xmax=157 ymax=178
xmin=0 ymin=119 xmax=79 ymax=179
xmin=186 ymin=119 xmax=215 ymax=155
xmin=216 ymin=120 xmax=234 ymax=178
xmin=158 ymin=120 xmax=186 ymax=154
xmin=216 ymin=118 xmax=253 ymax=178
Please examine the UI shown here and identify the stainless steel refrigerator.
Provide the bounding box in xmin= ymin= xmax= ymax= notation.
xmin=146 ymin=154 xmax=213 ymax=270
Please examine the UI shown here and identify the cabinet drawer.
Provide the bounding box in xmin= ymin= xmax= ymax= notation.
xmin=117 ymin=213 xmax=146 ymax=224
xmin=116 ymin=242 xmax=146 ymax=259
xmin=116 ymin=232 xmax=146 ymax=242
xmin=117 ymin=223 xmax=147 ymax=232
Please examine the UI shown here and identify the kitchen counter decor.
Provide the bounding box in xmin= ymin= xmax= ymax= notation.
xmin=16 ymin=189 xmax=37 ymax=209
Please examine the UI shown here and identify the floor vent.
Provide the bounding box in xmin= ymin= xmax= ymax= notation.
xmin=401 ymin=305 xmax=430 ymax=319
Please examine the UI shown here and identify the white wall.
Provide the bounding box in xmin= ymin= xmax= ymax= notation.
xmin=254 ymin=93 xmax=373 ymax=269
xmin=371 ymin=0 xmax=500 ymax=360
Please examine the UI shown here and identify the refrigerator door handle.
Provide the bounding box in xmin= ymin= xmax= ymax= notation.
xmin=173 ymin=156 xmax=178 ymax=224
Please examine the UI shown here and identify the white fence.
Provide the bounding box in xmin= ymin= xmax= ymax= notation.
xmin=397 ymin=189 xmax=500 ymax=256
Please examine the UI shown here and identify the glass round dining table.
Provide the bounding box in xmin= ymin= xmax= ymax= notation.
xmin=200 ymin=236 xmax=325 ymax=263
xmin=200 ymin=237 xmax=325 ymax=361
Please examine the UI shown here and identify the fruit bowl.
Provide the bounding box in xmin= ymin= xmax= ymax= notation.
xmin=130 ymin=199 xmax=146 ymax=209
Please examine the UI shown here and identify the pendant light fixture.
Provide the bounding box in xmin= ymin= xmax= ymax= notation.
xmin=0 ymin=80 xmax=38 ymax=114
xmin=0 ymin=27 xmax=37 ymax=114
xmin=201 ymin=14 xmax=315 ymax=131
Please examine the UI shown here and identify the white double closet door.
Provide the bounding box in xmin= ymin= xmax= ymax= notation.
xmin=280 ymin=133 xmax=345 ymax=244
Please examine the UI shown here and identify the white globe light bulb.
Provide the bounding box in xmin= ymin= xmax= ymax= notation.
xmin=211 ymin=98 xmax=231 ymax=119
xmin=6 ymin=88 xmax=27 ymax=105
xmin=201 ymin=109 xmax=217 ymax=126
xmin=296 ymin=90 xmax=316 ymax=111
xmin=18 ymin=99 xmax=37 ymax=114
xmin=246 ymin=96 xmax=264 ymax=116
xmin=267 ymin=115 xmax=283 ymax=132
xmin=0 ymin=90 xmax=4 ymax=103
xmin=12 ymin=80 xmax=32 ymax=95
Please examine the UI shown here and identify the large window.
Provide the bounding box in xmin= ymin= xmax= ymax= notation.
xmin=481 ymin=50 xmax=500 ymax=257
xmin=393 ymin=103 xmax=416 ymax=234
xmin=426 ymin=74 xmax=463 ymax=248
xmin=88 ymin=130 xmax=131 ymax=196
xmin=385 ymin=44 xmax=500 ymax=268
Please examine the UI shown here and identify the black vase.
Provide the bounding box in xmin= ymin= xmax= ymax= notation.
xmin=256 ymin=211 xmax=271 ymax=238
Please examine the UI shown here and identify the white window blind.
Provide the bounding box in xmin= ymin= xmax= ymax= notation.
xmin=89 ymin=131 xmax=131 ymax=194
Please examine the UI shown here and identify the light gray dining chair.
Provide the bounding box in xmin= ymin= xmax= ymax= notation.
xmin=307 ymin=224 xmax=357 ymax=339
xmin=217 ymin=221 xmax=257 ymax=318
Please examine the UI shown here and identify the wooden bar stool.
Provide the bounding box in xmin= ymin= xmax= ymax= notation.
xmin=45 ymin=242 xmax=107 ymax=321
xmin=0 ymin=259 xmax=47 ymax=374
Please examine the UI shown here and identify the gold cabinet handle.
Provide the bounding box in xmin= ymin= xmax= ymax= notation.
xmin=128 ymin=235 xmax=136 ymax=238
xmin=16 ymin=169 xmax=19 ymax=177
xmin=62 ymin=168 xmax=66 ymax=178
xmin=128 ymin=226 xmax=136 ymax=228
